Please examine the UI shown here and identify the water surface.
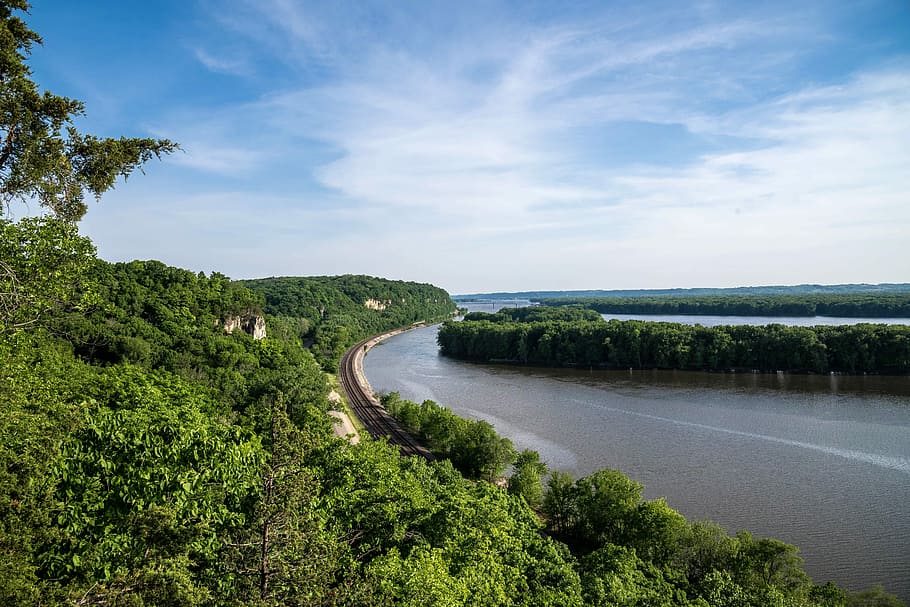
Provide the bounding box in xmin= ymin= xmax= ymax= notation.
xmin=364 ymin=321 xmax=910 ymax=600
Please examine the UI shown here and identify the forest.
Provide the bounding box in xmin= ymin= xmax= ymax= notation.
xmin=3 ymin=217 xmax=569 ymax=606
xmin=537 ymin=293 xmax=910 ymax=318
xmin=437 ymin=308 xmax=910 ymax=374
xmin=2 ymin=3 xmax=906 ymax=604
xmin=240 ymin=275 xmax=456 ymax=371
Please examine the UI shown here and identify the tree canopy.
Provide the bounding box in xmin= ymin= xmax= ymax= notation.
xmin=438 ymin=309 xmax=910 ymax=374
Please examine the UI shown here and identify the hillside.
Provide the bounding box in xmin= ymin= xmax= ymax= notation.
xmin=240 ymin=275 xmax=456 ymax=370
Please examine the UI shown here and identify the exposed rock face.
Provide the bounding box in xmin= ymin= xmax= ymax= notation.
xmin=364 ymin=298 xmax=391 ymax=311
xmin=222 ymin=313 xmax=266 ymax=340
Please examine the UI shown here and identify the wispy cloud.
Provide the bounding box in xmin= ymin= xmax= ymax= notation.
xmin=239 ymin=13 xmax=807 ymax=225
xmin=192 ymin=47 xmax=250 ymax=76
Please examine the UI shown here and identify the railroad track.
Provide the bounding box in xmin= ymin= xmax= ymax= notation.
xmin=338 ymin=333 xmax=435 ymax=461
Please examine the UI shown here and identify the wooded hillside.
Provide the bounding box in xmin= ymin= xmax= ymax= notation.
xmin=241 ymin=275 xmax=456 ymax=370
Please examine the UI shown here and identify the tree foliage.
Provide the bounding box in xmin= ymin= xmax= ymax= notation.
xmin=540 ymin=293 xmax=910 ymax=318
xmin=382 ymin=392 xmax=516 ymax=482
xmin=538 ymin=466 xmax=882 ymax=607
xmin=1 ymin=1 xmax=177 ymax=221
xmin=0 ymin=216 xmax=98 ymax=331
xmin=438 ymin=310 xmax=910 ymax=374
xmin=508 ymin=449 xmax=548 ymax=508
xmin=242 ymin=275 xmax=456 ymax=371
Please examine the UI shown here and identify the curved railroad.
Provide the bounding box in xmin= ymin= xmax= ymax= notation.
xmin=338 ymin=330 xmax=435 ymax=461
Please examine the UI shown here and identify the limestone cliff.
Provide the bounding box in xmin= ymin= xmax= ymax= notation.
xmin=364 ymin=298 xmax=391 ymax=311
xmin=220 ymin=313 xmax=266 ymax=340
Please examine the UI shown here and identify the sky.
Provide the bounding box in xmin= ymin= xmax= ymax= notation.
xmin=19 ymin=0 xmax=910 ymax=294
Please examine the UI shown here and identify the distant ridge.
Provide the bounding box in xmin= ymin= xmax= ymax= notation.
xmin=454 ymin=283 xmax=910 ymax=300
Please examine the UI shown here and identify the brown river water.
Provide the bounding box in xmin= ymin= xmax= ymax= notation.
xmin=363 ymin=311 xmax=910 ymax=600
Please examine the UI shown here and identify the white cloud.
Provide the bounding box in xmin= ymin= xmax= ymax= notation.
xmin=167 ymin=141 xmax=264 ymax=175
xmin=249 ymin=17 xmax=799 ymax=227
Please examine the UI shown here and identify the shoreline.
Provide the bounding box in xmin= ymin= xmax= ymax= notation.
xmin=347 ymin=324 xmax=421 ymax=404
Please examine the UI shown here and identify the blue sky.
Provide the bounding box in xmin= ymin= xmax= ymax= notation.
xmin=20 ymin=0 xmax=910 ymax=294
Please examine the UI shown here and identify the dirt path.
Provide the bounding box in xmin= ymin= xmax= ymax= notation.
xmin=328 ymin=390 xmax=360 ymax=444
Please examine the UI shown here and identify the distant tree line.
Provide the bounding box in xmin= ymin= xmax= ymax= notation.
xmin=438 ymin=309 xmax=910 ymax=374
xmin=539 ymin=293 xmax=910 ymax=318
xmin=455 ymin=283 xmax=910 ymax=302
xmin=465 ymin=306 xmax=603 ymax=324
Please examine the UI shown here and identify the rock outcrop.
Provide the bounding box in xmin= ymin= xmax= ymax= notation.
xmin=364 ymin=298 xmax=391 ymax=311
xmin=221 ymin=313 xmax=266 ymax=340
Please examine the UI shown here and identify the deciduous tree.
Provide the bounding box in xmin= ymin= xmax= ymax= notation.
xmin=0 ymin=216 xmax=97 ymax=331
xmin=508 ymin=449 xmax=548 ymax=508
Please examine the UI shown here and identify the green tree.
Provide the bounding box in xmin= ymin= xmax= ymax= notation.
xmin=573 ymin=468 xmax=644 ymax=547
xmin=45 ymin=366 xmax=264 ymax=605
xmin=366 ymin=546 xmax=470 ymax=607
xmin=624 ymin=498 xmax=686 ymax=565
xmin=0 ymin=329 xmax=84 ymax=606
xmin=578 ymin=544 xmax=680 ymax=607
xmin=810 ymin=581 xmax=848 ymax=607
xmin=1 ymin=1 xmax=177 ymax=221
xmin=673 ymin=520 xmax=739 ymax=590
xmin=226 ymin=398 xmax=341 ymax=606
xmin=0 ymin=216 xmax=98 ymax=331
xmin=508 ymin=449 xmax=548 ymax=508
xmin=848 ymin=585 xmax=906 ymax=607
xmin=450 ymin=419 xmax=515 ymax=483
xmin=734 ymin=531 xmax=810 ymax=594
xmin=543 ymin=470 xmax=577 ymax=537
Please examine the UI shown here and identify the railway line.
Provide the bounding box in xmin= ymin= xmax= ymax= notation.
xmin=338 ymin=330 xmax=435 ymax=461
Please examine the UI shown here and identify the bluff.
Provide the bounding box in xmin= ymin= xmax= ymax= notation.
xmin=241 ymin=274 xmax=457 ymax=370
xmin=220 ymin=312 xmax=267 ymax=340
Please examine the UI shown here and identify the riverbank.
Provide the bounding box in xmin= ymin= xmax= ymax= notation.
xmin=347 ymin=324 xmax=420 ymax=402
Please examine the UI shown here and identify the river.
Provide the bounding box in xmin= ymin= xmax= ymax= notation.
xmin=363 ymin=311 xmax=910 ymax=601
